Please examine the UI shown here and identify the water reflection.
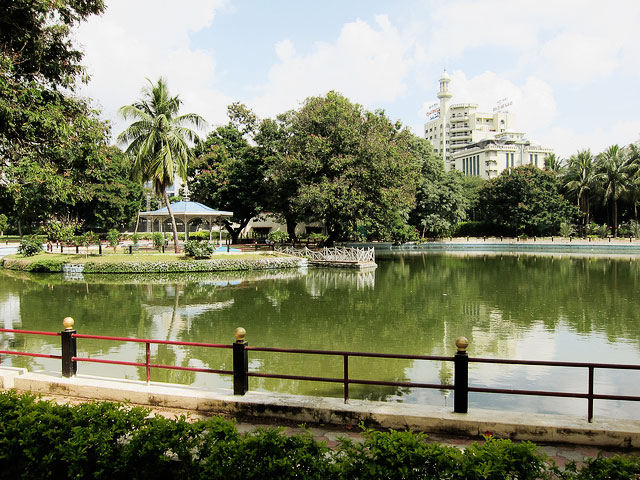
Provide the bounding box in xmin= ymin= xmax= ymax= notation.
xmin=1 ymin=253 xmax=640 ymax=418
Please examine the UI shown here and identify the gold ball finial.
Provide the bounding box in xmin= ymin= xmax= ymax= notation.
xmin=455 ymin=336 xmax=469 ymax=352
xmin=234 ymin=327 xmax=246 ymax=342
xmin=63 ymin=317 xmax=75 ymax=330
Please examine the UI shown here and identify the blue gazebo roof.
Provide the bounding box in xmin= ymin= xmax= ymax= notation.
xmin=139 ymin=201 xmax=233 ymax=219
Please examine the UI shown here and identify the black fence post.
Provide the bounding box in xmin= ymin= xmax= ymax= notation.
xmin=233 ymin=327 xmax=248 ymax=395
xmin=61 ymin=317 xmax=77 ymax=378
xmin=454 ymin=336 xmax=469 ymax=414
xmin=98 ymin=243 xmax=102 ymax=255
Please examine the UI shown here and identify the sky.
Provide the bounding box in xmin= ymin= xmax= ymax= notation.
xmin=74 ymin=0 xmax=640 ymax=158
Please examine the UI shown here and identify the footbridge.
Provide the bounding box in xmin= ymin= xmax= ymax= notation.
xmin=276 ymin=246 xmax=376 ymax=269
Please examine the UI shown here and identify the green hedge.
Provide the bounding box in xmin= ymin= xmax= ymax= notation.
xmin=1 ymin=392 xmax=638 ymax=480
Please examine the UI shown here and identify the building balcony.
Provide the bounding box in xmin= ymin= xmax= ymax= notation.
xmin=449 ymin=126 xmax=469 ymax=133
xmin=450 ymin=116 xmax=469 ymax=123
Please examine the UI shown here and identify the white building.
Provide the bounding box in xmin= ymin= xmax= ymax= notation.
xmin=424 ymin=71 xmax=553 ymax=178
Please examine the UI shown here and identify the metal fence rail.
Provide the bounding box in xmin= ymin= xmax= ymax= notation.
xmin=1 ymin=321 xmax=640 ymax=422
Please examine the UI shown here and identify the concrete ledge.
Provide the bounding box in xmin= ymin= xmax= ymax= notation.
xmin=8 ymin=371 xmax=640 ymax=448
xmin=0 ymin=367 xmax=27 ymax=389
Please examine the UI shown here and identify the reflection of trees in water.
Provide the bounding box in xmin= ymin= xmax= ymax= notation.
xmin=3 ymin=254 xmax=640 ymax=399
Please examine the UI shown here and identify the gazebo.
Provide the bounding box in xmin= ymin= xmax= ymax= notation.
xmin=137 ymin=201 xmax=233 ymax=242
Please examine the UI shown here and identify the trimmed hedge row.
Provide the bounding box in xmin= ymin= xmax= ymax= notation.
xmin=80 ymin=257 xmax=305 ymax=273
xmin=1 ymin=392 xmax=639 ymax=480
xmin=2 ymin=256 xmax=306 ymax=273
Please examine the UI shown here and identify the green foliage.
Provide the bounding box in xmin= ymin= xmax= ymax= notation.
xmin=152 ymin=232 xmax=165 ymax=248
xmin=41 ymin=219 xmax=80 ymax=243
xmin=453 ymin=221 xmax=498 ymax=237
xmin=131 ymin=232 xmax=140 ymax=245
xmin=188 ymin=231 xmax=213 ymax=241
xmin=260 ymin=91 xmax=420 ymax=245
xmin=307 ymin=232 xmax=328 ymax=244
xmin=478 ymin=165 xmax=579 ymax=236
xmin=334 ymin=427 xmax=461 ymax=479
xmin=559 ymin=222 xmax=575 ymax=237
xmin=2 ymin=255 xmax=65 ymax=272
xmin=1 ymin=392 xmax=637 ymax=479
xmin=184 ymin=240 xmax=216 ymax=258
xmin=117 ymin=78 xmax=206 ymax=251
xmin=564 ymin=453 xmax=640 ymax=480
xmin=190 ymin=113 xmax=267 ymax=244
xmin=17 ymin=235 xmax=43 ymax=256
xmin=106 ymin=229 xmax=121 ymax=248
xmin=0 ymin=213 xmax=7 ymax=235
xmin=267 ymin=230 xmax=289 ymax=243
xmin=586 ymin=223 xmax=609 ymax=238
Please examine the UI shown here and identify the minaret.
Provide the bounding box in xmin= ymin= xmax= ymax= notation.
xmin=437 ymin=70 xmax=452 ymax=164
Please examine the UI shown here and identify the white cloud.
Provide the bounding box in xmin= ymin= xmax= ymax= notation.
xmin=250 ymin=15 xmax=417 ymax=118
xmin=447 ymin=70 xmax=557 ymax=136
xmin=75 ymin=0 xmax=231 ymax=141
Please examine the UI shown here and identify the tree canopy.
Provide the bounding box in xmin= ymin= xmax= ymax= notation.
xmin=478 ymin=165 xmax=578 ymax=236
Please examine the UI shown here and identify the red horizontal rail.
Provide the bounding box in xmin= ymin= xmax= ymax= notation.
xmin=248 ymin=345 xmax=453 ymax=362
xmin=73 ymin=356 xmax=232 ymax=375
xmin=0 ymin=328 xmax=59 ymax=337
xmin=248 ymin=371 xmax=452 ymax=391
xmin=0 ymin=350 xmax=61 ymax=360
xmin=469 ymin=357 xmax=640 ymax=370
xmin=73 ymin=334 xmax=232 ymax=349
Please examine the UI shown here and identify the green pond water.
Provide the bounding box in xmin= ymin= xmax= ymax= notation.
xmin=1 ymin=251 xmax=639 ymax=419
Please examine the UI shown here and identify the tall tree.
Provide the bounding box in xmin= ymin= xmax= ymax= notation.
xmin=0 ymin=0 xmax=108 ymax=234
xmin=117 ymin=78 xmax=206 ymax=252
xmin=271 ymin=91 xmax=420 ymax=245
xmin=408 ymin=136 xmax=466 ymax=238
xmin=190 ymin=117 xmax=267 ymax=244
xmin=594 ymin=145 xmax=634 ymax=236
xmin=478 ymin=165 xmax=578 ymax=236
xmin=564 ymin=149 xmax=596 ymax=230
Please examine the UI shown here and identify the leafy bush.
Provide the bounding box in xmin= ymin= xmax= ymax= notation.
xmin=559 ymin=222 xmax=575 ymax=237
xmin=189 ymin=231 xmax=213 ymax=241
xmin=131 ymin=233 xmax=140 ymax=245
xmin=1 ymin=392 xmax=638 ymax=479
xmin=184 ymin=240 xmax=216 ymax=259
xmin=106 ymin=229 xmax=120 ymax=250
xmin=586 ymin=223 xmax=609 ymax=238
xmin=453 ymin=221 xmax=499 ymax=237
xmin=152 ymin=232 xmax=165 ymax=248
xmin=267 ymin=230 xmax=289 ymax=244
xmin=17 ymin=235 xmax=43 ymax=256
xmin=307 ymin=233 xmax=328 ymax=244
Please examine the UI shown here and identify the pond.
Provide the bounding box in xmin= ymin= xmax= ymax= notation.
xmin=1 ymin=251 xmax=639 ymax=419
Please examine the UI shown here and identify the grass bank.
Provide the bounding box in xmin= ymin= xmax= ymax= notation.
xmin=2 ymin=252 xmax=305 ymax=273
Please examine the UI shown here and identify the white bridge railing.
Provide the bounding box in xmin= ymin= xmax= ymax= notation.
xmin=277 ymin=246 xmax=375 ymax=263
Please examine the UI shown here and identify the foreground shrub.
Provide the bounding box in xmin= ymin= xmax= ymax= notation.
xmin=17 ymin=235 xmax=43 ymax=256
xmin=184 ymin=240 xmax=215 ymax=259
xmin=1 ymin=392 xmax=638 ymax=480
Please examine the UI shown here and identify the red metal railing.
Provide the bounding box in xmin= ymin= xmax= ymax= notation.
xmin=72 ymin=334 xmax=233 ymax=382
xmin=1 ymin=327 xmax=640 ymax=422
xmin=0 ymin=328 xmax=62 ymax=361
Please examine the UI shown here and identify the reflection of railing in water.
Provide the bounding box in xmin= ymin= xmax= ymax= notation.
xmin=2 ymin=323 xmax=640 ymax=422
xmin=277 ymin=246 xmax=375 ymax=263
xmin=304 ymin=269 xmax=376 ymax=291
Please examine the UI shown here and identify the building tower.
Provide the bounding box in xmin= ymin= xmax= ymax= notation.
xmin=437 ymin=70 xmax=452 ymax=163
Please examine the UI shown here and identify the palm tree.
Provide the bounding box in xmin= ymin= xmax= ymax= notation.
xmin=117 ymin=78 xmax=206 ymax=252
xmin=626 ymin=144 xmax=640 ymax=220
xmin=544 ymin=153 xmax=565 ymax=174
xmin=594 ymin=145 xmax=634 ymax=236
xmin=564 ymin=149 xmax=596 ymax=230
